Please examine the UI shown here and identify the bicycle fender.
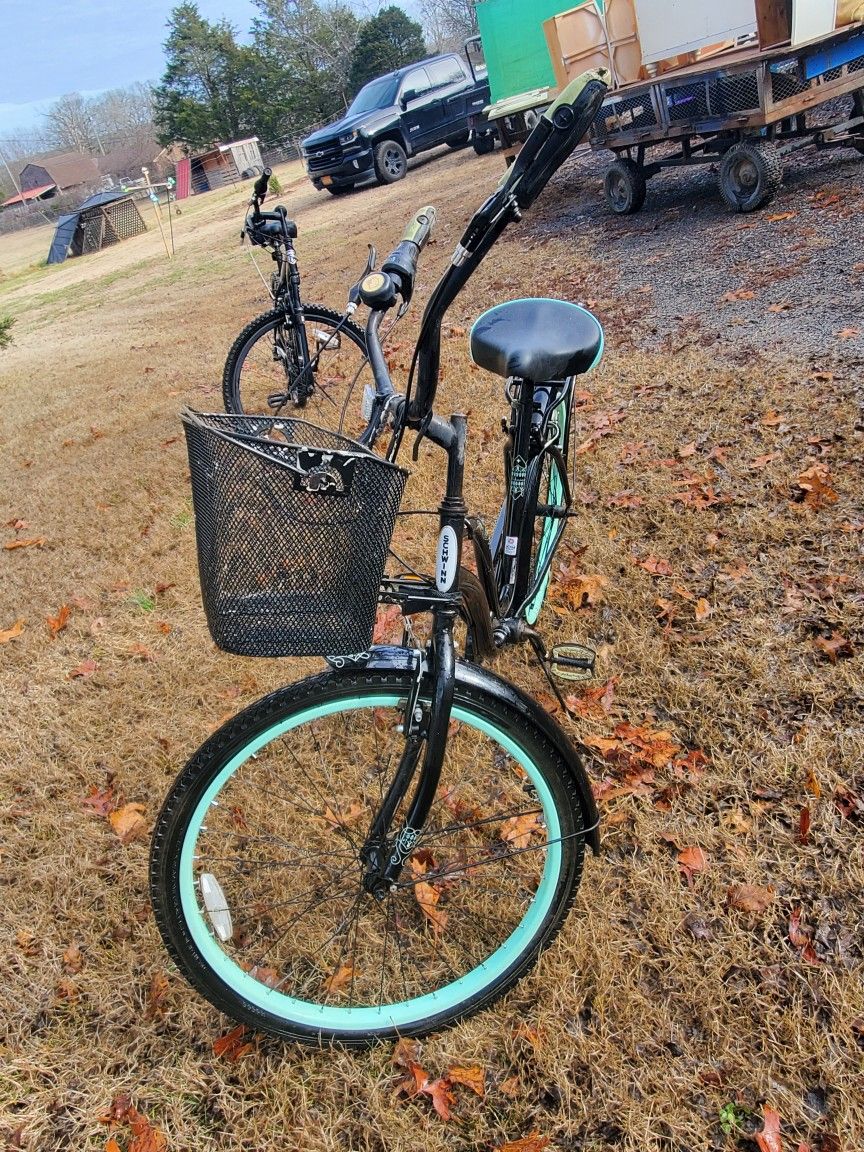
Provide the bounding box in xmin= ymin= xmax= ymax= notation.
xmin=348 ymin=648 xmax=601 ymax=854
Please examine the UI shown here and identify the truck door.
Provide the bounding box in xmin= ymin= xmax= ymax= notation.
xmin=398 ymin=67 xmax=435 ymax=150
xmin=426 ymin=57 xmax=472 ymax=138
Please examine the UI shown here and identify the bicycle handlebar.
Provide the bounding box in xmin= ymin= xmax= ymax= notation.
xmin=381 ymin=205 xmax=437 ymax=303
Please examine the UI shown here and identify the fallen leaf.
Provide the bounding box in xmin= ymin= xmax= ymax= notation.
xmin=47 ymin=605 xmax=71 ymax=636
xmin=156 ymin=621 xmax=172 ymax=635
xmin=448 ymin=1065 xmax=485 ymax=1097
xmin=409 ymin=854 xmax=448 ymax=935
xmin=145 ymin=971 xmax=169 ymax=1019
xmin=4 ymin=537 xmax=45 ymax=550
xmin=0 ymin=619 xmax=25 ymax=644
xmin=108 ymin=803 xmax=147 ymax=843
xmin=63 ymin=941 xmax=83 ymax=973
xmin=499 ymin=1075 xmax=521 ymax=1097
xmin=494 ymin=1135 xmax=551 ymax=1152
xmin=500 ymin=811 xmax=543 ymax=850
xmin=106 ymin=1139 xmax=123 ymax=1152
xmin=835 ymin=326 xmax=860 ymax=339
xmin=813 ymin=631 xmax=854 ymax=663
xmin=756 ymin=1104 xmax=782 ymax=1152
xmin=392 ymin=1037 xmax=422 ymax=1069
xmin=788 ymin=907 xmax=820 ymax=963
xmin=727 ymin=883 xmax=775 ymax=914
xmin=798 ymin=806 xmax=811 ymax=845
xmin=760 ymin=411 xmax=784 ymax=427
xmin=213 ymin=1024 xmax=254 ymax=1061
xmin=68 ymin=659 xmax=99 ymax=679
xmin=694 ymin=598 xmax=712 ymax=622
xmin=767 ymin=302 xmax=793 ymax=313
xmin=322 ymin=962 xmax=354 ymax=994
xmin=678 ymin=441 xmax=697 ymax=458
xmin=129 ymin=642 xmax=157 ymax=662
xmin=751 ymin=452 xmax=781 ymax=469
xmin=82 ymin=786 xmax=115 ymax=816
xmin=796 ymin=464 xmax=838 ymax=508
xmin=636 ymin=554 xmax=673 ymax=576
xmin=765 ymin=211 xmax=797 ymax=222
xmin=678 ymin=845 xmax=708 ymax=884
xmin=373 ymin=603 xmax=403 ymax=644
xmin=721 ymin=289 xmax=755 ymax=303
xmin=804 ymin=769 xmax=821 ymax=798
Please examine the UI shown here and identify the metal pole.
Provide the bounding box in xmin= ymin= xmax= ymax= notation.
xmin=166 ymin=187 xmax=175 ymax=255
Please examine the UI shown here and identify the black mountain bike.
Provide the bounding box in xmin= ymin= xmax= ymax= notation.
xmin=223 ymin=169 xmax=374 ymax=436
xmin=151 ymin=70 xmax=610 ymax=1047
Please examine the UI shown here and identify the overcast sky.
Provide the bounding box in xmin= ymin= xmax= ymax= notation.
xmin=0 ymin=0 xmax=420 ymax=141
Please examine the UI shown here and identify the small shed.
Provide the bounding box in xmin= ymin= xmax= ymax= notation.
xmin=47 ymin=190 xmax=147 ymax=265
xmin=175 ymin=137 xmax=263 ymax=197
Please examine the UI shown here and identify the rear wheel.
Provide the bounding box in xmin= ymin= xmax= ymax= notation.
xmin=522 ymin=447 xmax=570 ymax=624
xmin=718 ymin=140 xmax=782 ymax=212
xmin=222 ymin=306 xmax=373 ymax=441
xmin=374 ymin=139 xmax=408 ymax=184
xmin=149 ymin=669 xmax=586 ymax=1045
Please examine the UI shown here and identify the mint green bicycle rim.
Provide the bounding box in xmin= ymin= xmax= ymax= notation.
xmin=178 ymin=691 xmax=564 ymax=1033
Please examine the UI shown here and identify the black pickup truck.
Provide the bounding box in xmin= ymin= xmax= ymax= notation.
xmin=301 ymin=51 xmax=491 ymax=194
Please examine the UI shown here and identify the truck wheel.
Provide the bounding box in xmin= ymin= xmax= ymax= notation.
xmin=603 ymin=158 xmax=647 ymax=215
xmin=373 ymin=140 xmax=407 ymax=184
xmin=718 ymin=140 xmax=782 ymax=212
xmin=447 ymin=131 xmax=470 ymax=150
xmin=473 ymin=133 xmax=495 ymax=156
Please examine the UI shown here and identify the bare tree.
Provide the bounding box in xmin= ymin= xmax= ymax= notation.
xmin=41 ymin=85 xmax=156 ymax=156
xmin=420 ymin=0 xmax=477 ymax=52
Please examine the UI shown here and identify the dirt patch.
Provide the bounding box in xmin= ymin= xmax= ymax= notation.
xmin=1 ymin=140 xmax=862 ymax=1152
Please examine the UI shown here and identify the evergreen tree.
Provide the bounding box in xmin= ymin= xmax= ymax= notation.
xmin=153 ymin=3 xmax=265 ymax=149
xmin=348 ymin=7 xmax=427 ymax=95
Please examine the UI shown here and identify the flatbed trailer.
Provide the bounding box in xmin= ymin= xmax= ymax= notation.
xmin=589 ymin=21 xmax=864 ymax=213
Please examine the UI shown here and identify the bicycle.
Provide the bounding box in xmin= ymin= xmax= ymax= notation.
xmin=150 ymin=69 xmax=611 ymax=1046
xmin=223 ymin=168 xmax=375 ymax=437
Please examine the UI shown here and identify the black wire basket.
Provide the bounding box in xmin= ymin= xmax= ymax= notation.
xmin=182 ymin=410 xmax=408 ymax=657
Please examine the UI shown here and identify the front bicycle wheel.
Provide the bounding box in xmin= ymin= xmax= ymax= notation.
xmin=222 ymin=305 xmax=373 ymax=441
xmin=150 ymin=668 xmax=585 ymax=1045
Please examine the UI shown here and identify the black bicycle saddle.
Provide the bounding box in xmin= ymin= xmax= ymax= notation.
xmin=470 ymin=298 xmax=603 ymax=381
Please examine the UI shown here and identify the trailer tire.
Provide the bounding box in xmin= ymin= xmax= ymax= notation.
xmin=473 ymin=132 xmax=496 ymax=155
xmin=603 ymin=158 xmax=647 ymax=215
xmin=718 ymin=140 xmax=782 ymax=212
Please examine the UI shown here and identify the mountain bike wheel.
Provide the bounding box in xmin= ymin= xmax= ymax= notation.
xmin=222 ymin=306 xmax=373 ymax=441
xmin=150 ymin=668 xmax=585 ymax=1045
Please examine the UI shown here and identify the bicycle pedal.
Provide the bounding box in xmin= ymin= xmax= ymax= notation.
xmin=550 ymin=643 xmax=596 ymax=682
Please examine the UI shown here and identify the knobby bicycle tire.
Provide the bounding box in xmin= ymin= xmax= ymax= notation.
xmin=149 ymin=667 xmax=586 ymax=1045
xmin=222 ymin=305 xmax=372 ymax=440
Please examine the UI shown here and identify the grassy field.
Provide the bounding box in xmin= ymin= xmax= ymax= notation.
xmin=1 ymin=144 xmax=862 ymax=1152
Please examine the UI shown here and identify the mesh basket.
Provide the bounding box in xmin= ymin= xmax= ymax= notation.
xmin=182 ymin=410 xmax=408 ymax=657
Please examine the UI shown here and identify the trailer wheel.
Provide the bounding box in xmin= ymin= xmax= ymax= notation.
xmin=473 ymin=132 xmax=496 ymax=156
xmin=718 ymin=140 xmax=782 ymax=212
xmin=603 ymin=158 xmax=647 ymax=215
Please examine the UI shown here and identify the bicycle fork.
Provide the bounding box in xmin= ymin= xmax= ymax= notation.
xmin=360 ymin=414 xmax=467 ymax=899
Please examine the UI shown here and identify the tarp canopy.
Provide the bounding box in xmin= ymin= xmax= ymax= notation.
xmin=46 ymin=190 xmax=129 ymax=264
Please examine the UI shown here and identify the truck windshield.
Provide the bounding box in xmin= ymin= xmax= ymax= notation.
xmin=347 ymin=75 xmax=400 ymax=115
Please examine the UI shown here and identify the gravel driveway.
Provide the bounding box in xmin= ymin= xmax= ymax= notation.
xmin=530 ymin=122 xmax=864 ymax=369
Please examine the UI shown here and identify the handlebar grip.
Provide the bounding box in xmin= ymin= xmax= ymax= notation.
xmin=401 ymin=205 xmax=436 ymax=250
xmin=253 ymin=167 xmax=272 ymax=199
xmin=381 ymin=205 xmax=437 ymax=299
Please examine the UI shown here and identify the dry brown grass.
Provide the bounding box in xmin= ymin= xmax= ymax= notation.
xmin=1 ymin=145 xmax=862 ymax=1152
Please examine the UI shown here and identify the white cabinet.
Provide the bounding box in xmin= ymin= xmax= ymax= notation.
xmin=633 ymin=0 xmax=758 ymax=63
